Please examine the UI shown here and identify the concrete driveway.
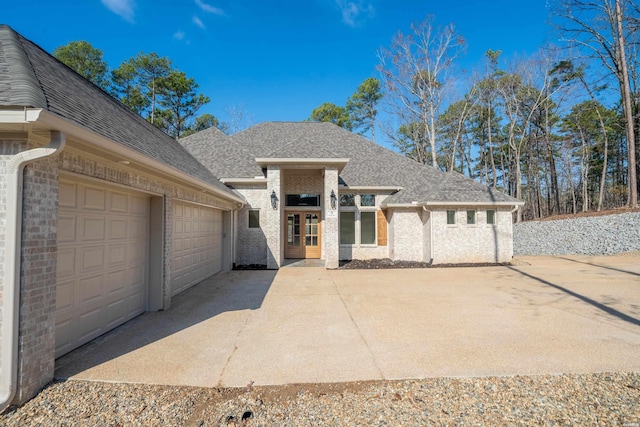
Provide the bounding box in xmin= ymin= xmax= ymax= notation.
xmin=55 ymin=254 xmax=640 ymax=387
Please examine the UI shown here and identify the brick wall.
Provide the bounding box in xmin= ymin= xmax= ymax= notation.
xmin=16 ymin=155 xmax=58 ymax=403
xmin=430 ymin=207 xmax=513 ymax=263
xmin=233 ymin=185 xmax=268 ymax=266
xmin=389 ymin=208 xmax=426 ymax=262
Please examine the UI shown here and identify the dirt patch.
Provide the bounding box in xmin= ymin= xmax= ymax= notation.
xmin=233 ymin=264 xmax=267 ymax=270
xmin=528 ymin=207 xmax=640 ymax=222
xmin=339 ymin=258 xmax=509 ymax=269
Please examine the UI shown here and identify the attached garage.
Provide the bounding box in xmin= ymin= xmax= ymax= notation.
xmin=55 ymin=178 xmax=150 ymax=358
xmin=171 ymin=200 xmax=223 ymax=296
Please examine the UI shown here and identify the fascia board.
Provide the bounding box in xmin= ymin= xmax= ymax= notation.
xmin=30 ymin=109 xmax=246 ymax=205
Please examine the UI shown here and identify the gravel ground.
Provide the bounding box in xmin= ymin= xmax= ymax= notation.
xmin=514 ymin=212 xmax=640 ymax=255
xmin=3 ymin=373 xmax=639 ymax=426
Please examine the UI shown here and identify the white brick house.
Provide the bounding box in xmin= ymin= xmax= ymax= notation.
xmin=0 ymin=25 xmax=522 ymax=408
xmin=181 ymin=122 xmax=523 ymax=269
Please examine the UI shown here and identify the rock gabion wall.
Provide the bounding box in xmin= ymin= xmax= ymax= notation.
xmin=513 ymin=212 xmax=640 ymax=255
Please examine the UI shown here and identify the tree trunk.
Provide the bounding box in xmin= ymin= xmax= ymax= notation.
xmin=616 ymin=0 xmax=638 ymax=207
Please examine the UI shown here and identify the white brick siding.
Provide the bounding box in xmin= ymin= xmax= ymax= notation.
xmin=430 ymin=207 xmax=513 ymax=263
xmin=233 ymin=185 xmax=269 ymax=266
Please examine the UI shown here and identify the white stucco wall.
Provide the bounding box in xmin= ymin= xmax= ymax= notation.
xmin=430 ymin=207 xmax=513 ymax=263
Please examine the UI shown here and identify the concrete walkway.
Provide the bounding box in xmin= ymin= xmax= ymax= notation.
xmin=55 ymin=254 xmax=640 ymax=388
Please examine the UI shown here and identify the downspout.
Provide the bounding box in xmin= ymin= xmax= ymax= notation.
xmin=0 ymin=131 xmax=66 ymax=413
xmin=510 ymin=205 xmax=519 ymax=214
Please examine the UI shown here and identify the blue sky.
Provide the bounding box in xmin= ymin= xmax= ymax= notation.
xmin=5 ymin=1 xmax=554 ymax=133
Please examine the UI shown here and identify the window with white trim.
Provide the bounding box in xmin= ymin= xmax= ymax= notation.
xmin=340 ymin=211 xmax=356 ymax=244
xmin=466 ymin=210 xmax=476 ymax=225
xmin=248 ymin=209 xmax=260 ymax=228
xmin=446 ymin=210 xmax=456 ymax=225
xmin=486 ymin=209 xmax=496 ymax=225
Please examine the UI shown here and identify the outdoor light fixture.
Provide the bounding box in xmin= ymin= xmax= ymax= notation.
xmin=330 ymin=190 xmax=337 ymax=210
xmin=271 ymin=190 xmax=278 ymax=209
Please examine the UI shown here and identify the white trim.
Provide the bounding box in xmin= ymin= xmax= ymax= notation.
xmin=383 ymin=200 xmax=524 ymax=208
xmin=339 ymin=185 xmax=403 ymax=191
xmin=27 ymin=109 xmax=246 ymax=206
xmin=220 ymin=177 xmax=268 ymax=185
xmin=255 ymin=157 xmax=349 ymax=172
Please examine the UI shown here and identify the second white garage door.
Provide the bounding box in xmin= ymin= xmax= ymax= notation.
xmin=171 ymin=201 xmax=223 ymax=296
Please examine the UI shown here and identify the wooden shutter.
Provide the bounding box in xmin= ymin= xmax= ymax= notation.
xmin=377 ymin=210 xmax=388 ymax=246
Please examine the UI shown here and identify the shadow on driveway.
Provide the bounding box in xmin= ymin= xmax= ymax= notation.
xmin=55 ymin=270 xmax=276 ymax=380
xmin=506 ymin=266 xmax=640 ymax=327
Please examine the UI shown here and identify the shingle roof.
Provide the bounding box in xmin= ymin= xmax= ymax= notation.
xmin=0 ymin=25 xmax=236 ymax=198
xmin=182 ymin=121 xmax=519 ymax=206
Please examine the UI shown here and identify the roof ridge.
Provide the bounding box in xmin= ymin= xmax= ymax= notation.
xmin=0 ymin=25 xmax=47 ymax=108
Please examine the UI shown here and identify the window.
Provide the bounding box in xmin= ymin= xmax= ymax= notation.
xmin=466 ymin=210 xmax=476 ymax=225
xmin=285 ymin=194 xmax=320 ymax=206
xmin=340 ymin=211 xmax=355 ymax=244
xmin=486 ymin=209 xmax=496 ymax=225
xmin=360 ymin=194 xmax=375 ymax=207
xmin=248 ymin=209 xmax=260 ymax=228
xmin=360 ymin=212 xmax=376 ymax=244
xmin=446 ymin=210 xmax=456 ymax=225
xmin=340 ymin=194 xmax=355 ymax=206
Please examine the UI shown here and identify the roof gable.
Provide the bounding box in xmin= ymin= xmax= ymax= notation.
xmin=0 ymin=25 xmax=235 ymax=198
xmin=183 ymin=121 xmax=520 ymax=205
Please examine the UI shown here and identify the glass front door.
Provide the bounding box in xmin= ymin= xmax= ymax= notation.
xmin=285 ymin=211 xmax=321 ymax=259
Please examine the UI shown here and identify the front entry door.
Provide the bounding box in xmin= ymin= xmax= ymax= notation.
xmin=285 ymin=212 xmax=321 ymax=259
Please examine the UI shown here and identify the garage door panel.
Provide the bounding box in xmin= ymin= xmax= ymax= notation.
xmin=57 ymin=248 xmax=76 ymax=278
xmin=128 ymin=241 xmax=146 ymax=264
xmin=78 ymin=308 xmax=102 ymax=340
xmin=59 ymin=182 xmax=77 ymax=208
xmin=58 ymin=215 xmax=76 ymax=242
xmin=83 ymin=186 xmax=106 ymax=211
xmin=56 ymin=179 xmax=149 ymax=358
xmin=82 ymin=217 xmax=106 ymax=241
xmin=56 ymin=280 xmax=74 ymax=312
xmin=79 ymin=275 xmax=104 ymax=305
xmin=108 ymin=244 xmax=127 ymax=267
xmin=106 ymin=269 xmax=126 ymax=294
xmin=110 ymin=192 xmax=128 ymax=213
xmin=109 ymin=219 xmax=128 ymax=239
xmin=81 ymin=246 xmax=105 ymax=273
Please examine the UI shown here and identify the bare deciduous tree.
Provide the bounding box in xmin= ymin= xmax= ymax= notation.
xmin=554 ymin=0 xmax=638 ymax=207
xmin=377 ymin=16 xmax=466 ymax=168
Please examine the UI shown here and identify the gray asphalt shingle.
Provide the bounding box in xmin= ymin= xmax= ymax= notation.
xmin=182 ymin=121 xmax=519 ymax=206
xmin=0 ymin=25 xmax=235 ymax=197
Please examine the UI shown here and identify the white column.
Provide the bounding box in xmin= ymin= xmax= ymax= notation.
xmin=323 ymin=167 xmax=339 ymax=268
xmin=265 ymin=166 xmax=281 ymax=269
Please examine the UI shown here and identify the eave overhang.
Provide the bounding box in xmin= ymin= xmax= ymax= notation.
xmin=255 ymin=157 xmax=349 ymax=173
xmin=7 ymin=108 xmax=246 ymax=206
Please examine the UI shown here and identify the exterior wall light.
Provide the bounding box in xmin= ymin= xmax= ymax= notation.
xmin=270 ymin=190 xmax=278 ymax=209
xmin=330 ymin=190 xmax=337 ymax=210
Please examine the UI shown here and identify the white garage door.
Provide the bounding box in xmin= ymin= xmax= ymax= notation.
xmin=56 ymin=178 xmax=149 ymax=358
xmin=171 ymin=201 xmax=223 ymax=296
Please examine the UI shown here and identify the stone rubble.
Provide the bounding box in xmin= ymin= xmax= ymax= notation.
xmin=514 ymin=212 xmax=640 ymax=256
xmin=2 ymin=373 xmax=639 ymax=426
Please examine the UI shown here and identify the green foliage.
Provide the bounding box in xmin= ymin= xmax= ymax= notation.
xmin=181 ymin=113 xmax=226 ymax=137
xmin=53 ymin=41 xmax=110 ymax=90
xmin=155 ymin=71 xmax=210 ymax=139
xmin=309 ymin=102 xmax=353 ymax=130
xmin=346 ymin=77 xmax=383 ymax=139
xmin=309 ymin=77 xmax=382 ymax=138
